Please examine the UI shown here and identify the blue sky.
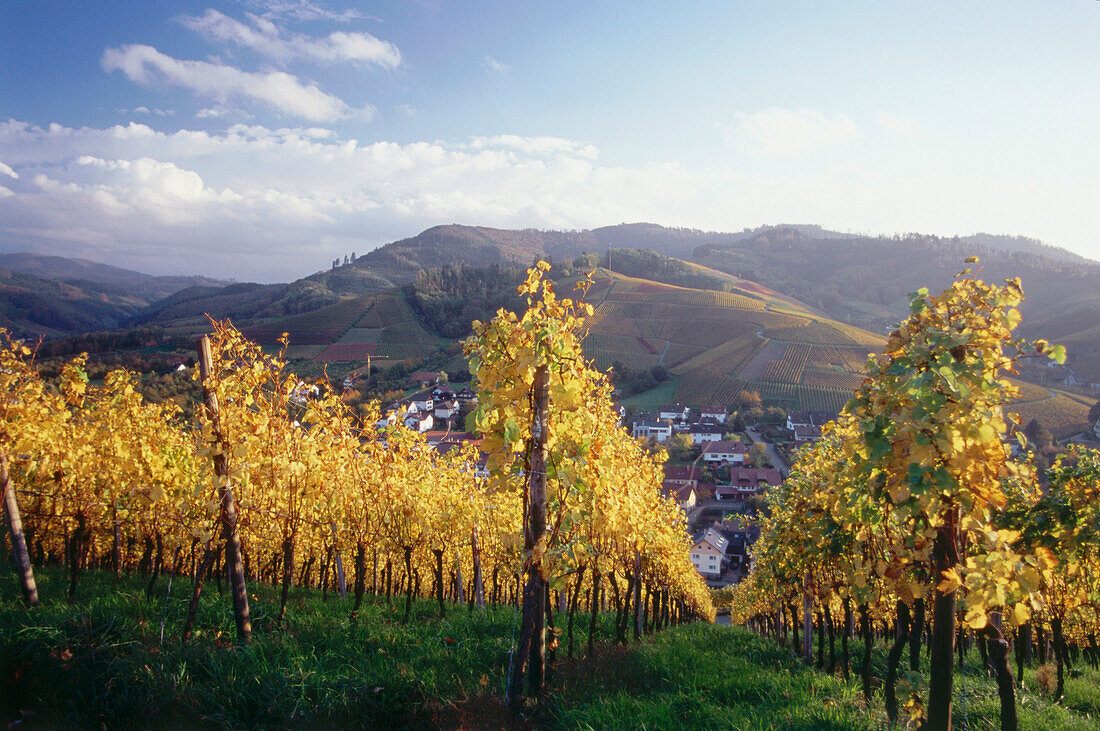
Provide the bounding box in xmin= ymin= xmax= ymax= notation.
xmin=1 ymin=0 xmax=1097 ymax=281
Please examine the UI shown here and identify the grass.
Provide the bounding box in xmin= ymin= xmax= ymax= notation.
xmin=621 ymin=378 xmax=681 ymax=413
xmin=544 ymin=623 xmax=877 ymax=730
xmin=1 ymin=567 xmax=621 ymax=729
xmin=4 ymin=568 xmax=1099 ymax=730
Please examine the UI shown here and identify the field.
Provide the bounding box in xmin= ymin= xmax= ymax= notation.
xmin=1012 ymin=388 xmax=1093 ymax=438
xmin=5 ymin=568 xmax=1098 ymax=730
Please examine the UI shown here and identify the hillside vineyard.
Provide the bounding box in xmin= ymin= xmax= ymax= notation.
xmin=4 ymin=261 xmax=1100 ymax=729
xmin=0 ymin=263 xmax=713 ymax=659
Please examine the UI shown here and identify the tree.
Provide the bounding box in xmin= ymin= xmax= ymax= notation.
xmin=667 ymin=433 xmax=696 ymax=462
xmin=735 ymin=390 xmax=763 ymax=409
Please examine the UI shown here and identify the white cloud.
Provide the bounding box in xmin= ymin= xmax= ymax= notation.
xmin=728 ymin=108 xmax=857 ymax=156
xmin=483 ymin=56 xmax=510 ymax=74
xmin=180 ymin=9 xmax=401 ymax=68
xmin=1 ymin=118 xmax=1096 ymax=280
xmin=469 ymin=135 xmax=598 ymax=159
xmin=0 ymin=161 xmax=18 ymax=179
xmin=102 ymin=44 xmax=371 ymax=122
xmin=876 ymin=111 xmax=925 ymax=139
xmin=245 ymin=0 xmax=369 ymax=23
xmin=0 ymin=186 xmax=14 ymax=198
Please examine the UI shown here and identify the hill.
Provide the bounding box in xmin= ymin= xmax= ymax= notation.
xmin=693 ymin=227 xmax=1100 ymax=385
xmin=0 ymin=267 xmax=151 ymax=336
xmin=6 ymin=224 xmax=1094 ymax=434
xmin=0 ymin=253 xmax=225 ymax=304
xmin=0 ymin=253 xmax=228 ymax=337
xmin=230 ymin=252 xmax=1091 ymax=435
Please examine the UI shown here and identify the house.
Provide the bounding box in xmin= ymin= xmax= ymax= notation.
xmin=661 ymin=482 xmax=697 ymax=512
xmin=422 ymin=430 xmax=451 ymax=447
xmin=431 ymin=385 xmax=457 ymax=400
xmin=410 ymin=392 xmax=435 ymax=412
xmin=410 ymin=371 xmax=443 ymax=388
xmin=1094 ymin=417 xmax=1100 ymax=440
xmin=290 ymin=380 xmax=319 ymax=405
xmin=632 ymin=414 xmax=673 ymax=442
xmin=375 ymin=410 xmax=398 ymax=430
xmin=659 ymin=404 xmax=691 ymax=422
xmin=786 ymin=410 xmax=837 ymax=431
xmin=663 ymin=464 xmax=702 ymax=488
xmin=715 ymin=466 xmax=782 ymax=501
xmin=434 ymin=398 xmax=460 ymax=421
xmin=687 ymin=422 xmax=724 ymax=444
xmin=701 ymin=440 xmax=748 ymax=464
xmin=690 ymin=526 xmax=729 ymax=578
xmin=700 ymin=405 xmax=727 ymax=423
xmin=793 ymin=424 xmax=823 ymax=442
xmin=404 ymin=411 xmax=434 ymax=432
xmin=713 ymin=517 xmax=760 ymax=574
xmin=456 ymin=387 xmax=478 ymax=404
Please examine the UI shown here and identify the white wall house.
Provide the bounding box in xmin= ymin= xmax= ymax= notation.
xmin=702 ymin=441 xmax=748 ymax=464
xmin=690 ymin=527 xmax=729 ymax=578
xmin=632 ymin=415 xmax=673 ymax=442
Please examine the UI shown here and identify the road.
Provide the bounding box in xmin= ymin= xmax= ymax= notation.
xmin=745 ymin=426 xmax=788 ymax=476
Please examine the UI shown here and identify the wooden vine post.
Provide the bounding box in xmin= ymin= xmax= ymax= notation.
xmin=1 ymin=452 xmax=39 ymax=606
xmin=197 ymin=335 xmax=252 ymax=644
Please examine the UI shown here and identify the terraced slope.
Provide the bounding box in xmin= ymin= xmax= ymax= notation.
xmin=582 ymin=270 xmax=885 ymax=412
xmin=242 ymin=290 xmax=444 ymax=365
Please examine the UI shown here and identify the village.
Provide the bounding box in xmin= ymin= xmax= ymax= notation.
xmin=350 ymin=367 xmax=846 ymax=590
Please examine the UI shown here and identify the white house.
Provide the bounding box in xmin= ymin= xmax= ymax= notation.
xmin=793 ymin=425 xmax=822 ymax=442
xmin=1094 ymin=417 xmax=1100 ymax=440
xmin=715 ymin=467 xmax=783 ymax=501
xmin=404 ymin=411 xmax=434 ymax=432
xmin=290 ymin=380 xmax=319 ymax=405
xmin=434 ymin=398 xmax=460 ymax=421
xmin=632 ymin=415 xmax=673 ymax=442
xmin=661 ymin=482 xmax=697 ymax=512
xmin=659 ymin=404 xmax=691 ymax=422
xmin=700 ymin=405 xmax=727 ymax=423
xmin=687 ymin=422 xmax=724 ymax=444
xmin=786 ymin=410 xmax=835 ymax=431
xmin=702 ymin=440 xmax=748 ymax=464
xmin=690 ymin=526 xmax=729 ymax=578
xmin=375 ymin=411 xmax=398 ymax=430
xmin=431 ymin=385 xmax=457 ymax=400
xmin=410 ymin=393 xmax=435 ymax=412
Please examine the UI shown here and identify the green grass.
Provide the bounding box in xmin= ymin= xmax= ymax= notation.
xmin=621 ymin=377 xmax=681 ymax=412
xmin=4 ymin=567 xmax=1099 ymax=729
xmin=0 ymin=567 xmax=621 ymax=729
xmin=545 ymin=623 xmax=877 ymax=730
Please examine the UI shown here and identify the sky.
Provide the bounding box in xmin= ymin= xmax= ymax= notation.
xmin=1 ymin=0 xmax=1098 ymax=282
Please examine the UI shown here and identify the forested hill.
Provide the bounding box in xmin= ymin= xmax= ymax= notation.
xmin=692 ymin=228 xmax=1100 ymax=380
xmin=0 ymin=253 xmax=225 ymax=303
